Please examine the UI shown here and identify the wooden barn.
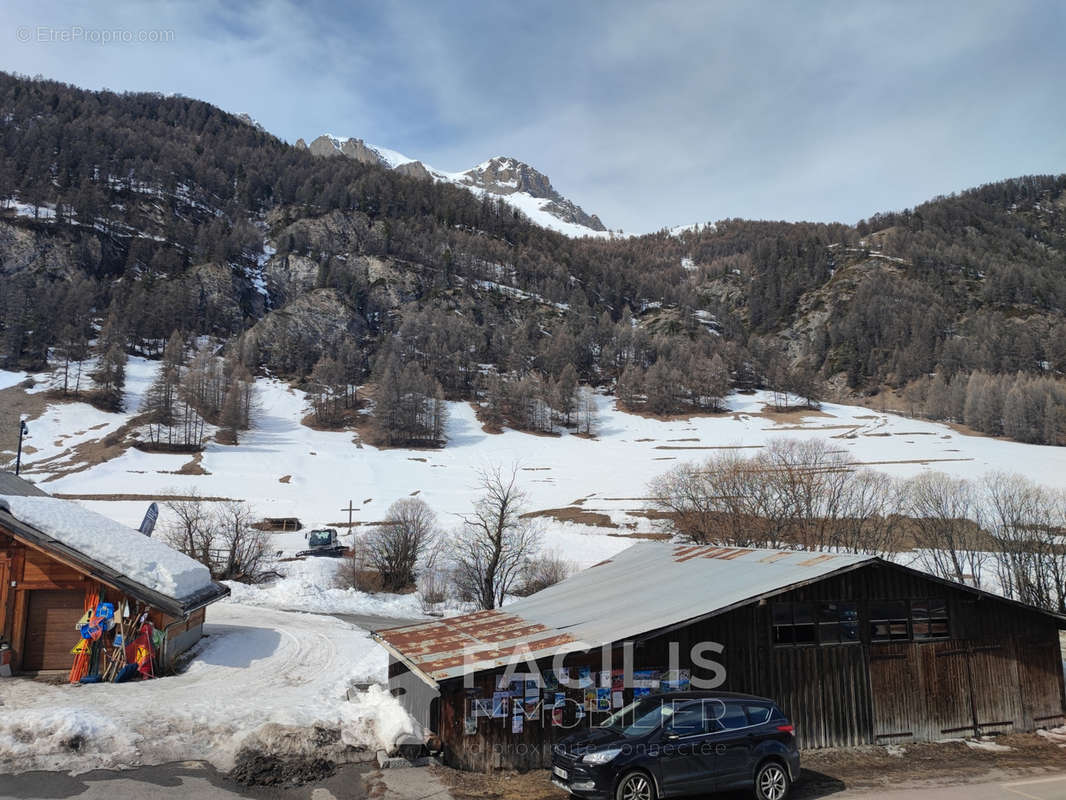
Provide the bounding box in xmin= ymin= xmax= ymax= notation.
xmin=0 ymin=473 xmax=229 ymax=674
xmin=374 ymin=542 xmax=1066 ymax=771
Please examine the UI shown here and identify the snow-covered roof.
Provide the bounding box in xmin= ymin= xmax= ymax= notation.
xmin=0 ymin=493 xmax=224 ymax=611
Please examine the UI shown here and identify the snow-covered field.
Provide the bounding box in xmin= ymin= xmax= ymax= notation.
xmin=0 ymin=602 xmax=408 ymax=774
xmin=5 ymin=357 xmax=1066 ymax=567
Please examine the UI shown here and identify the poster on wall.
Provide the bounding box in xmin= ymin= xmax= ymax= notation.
xmin=492 ymin=692 xmax=509 ymax=718
xmin=552 ymin=692 xmax=566 ymax=726
xmin=557 ymin=667 xmax=570 ymax=687
xmin=577 ymin=666 xmax=593 ymax=688
xmin=634 ymin=687 xmax=651 ymax=698
xmin=512 ymin=705 xmax=524 ymax=734
xmin=465 ymin=716 xmax=478 ymax=735
xmin=599 ymin=670 xmax=611 ymax=688
xmin=525 ymin=679 xmax=540 ymax=704
xmin=584 ymin=688 xmax=597 ymax=712
xmin=660 ymin=669 xmax=691 ymax=693
xmin=633 ymin=669 xmax=660 ymax=690
xmin=543 ymin=670 xmax=559 ymax=692
xmin=596 ymin=688 xmax=611 ymax=712
xmin=473 ymin=697 xmax=493 ymax=718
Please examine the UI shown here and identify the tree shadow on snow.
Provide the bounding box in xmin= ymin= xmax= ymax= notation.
xmin=196 ymin=625 xmax=282 ymax=668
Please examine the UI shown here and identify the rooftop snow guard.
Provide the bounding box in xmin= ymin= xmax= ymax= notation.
xmin=372 ymin=542 xmax=877 ymax=686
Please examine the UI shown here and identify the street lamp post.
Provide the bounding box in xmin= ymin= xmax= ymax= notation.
xmin=15 ymin=419 xmax=27 ymax=476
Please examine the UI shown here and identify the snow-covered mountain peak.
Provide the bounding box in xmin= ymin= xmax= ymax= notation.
xmin=300 ymin=134 xmax=612 ymax=237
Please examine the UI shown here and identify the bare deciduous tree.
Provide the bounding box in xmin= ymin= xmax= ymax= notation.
xmin=452 ymin=464 xmax=541 ymax=610
xmin=900 ymin=472 xmax=989 ymax=587
xmin=163 ymin=490 xmax=213 ymax=565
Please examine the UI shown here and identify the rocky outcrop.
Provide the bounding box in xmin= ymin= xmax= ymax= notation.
xmin=306 ymin=135 xmax=391 ymax=168
xmin=243 ymin=288 xmax=366 ymax=367
xmin=0 ymin=219 xmax=91 ymax=279
xmin=458 ymin=157 xmax=607 ymax=232
xmin=275 ymin=209 xmax=372 ymax=256
xmin=307 ymin=135 xmax=343 ymax=158
xmin=393 ymin=160 xmax=433 ymax=181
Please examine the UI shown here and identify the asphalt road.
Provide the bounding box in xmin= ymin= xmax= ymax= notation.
xmin=0 ymin=761 xmax=369 ymax=800
xmin=818 ymin=774 xmax=1066 ymax=799
xmin=5 ymin=765 xmax=1066 ymax=800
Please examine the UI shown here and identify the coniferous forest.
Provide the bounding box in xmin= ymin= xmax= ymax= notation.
xmin=2 ymin=72 xmax=1066 ymax=446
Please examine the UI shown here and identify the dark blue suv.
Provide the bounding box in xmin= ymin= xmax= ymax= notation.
xmin=550 ymin=692 xmax=799 ymax=800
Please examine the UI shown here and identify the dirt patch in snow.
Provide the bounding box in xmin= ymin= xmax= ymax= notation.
xmin=521 ymin=506 xmax=618 ymax=528
xmin=230 ymin=749 xmax=337 ymax=787
xmin=175 ymin=452 xmax=210 ymax=475
xmin=740 ymin=405 xmax=835 ymax=424
xmin=52 ymin=492 xmax=237 ymax=502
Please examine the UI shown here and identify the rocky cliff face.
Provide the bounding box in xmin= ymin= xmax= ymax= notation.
xmin=0 ymin=219 xmax=95 ymax=279
xmin=457 ymin=157 xmax=606 ymax=232
xmin=243 ymin=288 xmax=367 ymax=367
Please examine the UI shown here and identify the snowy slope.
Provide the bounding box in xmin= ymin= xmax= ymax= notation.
xmin=5 ymin=359 xmax=1066 ymax=574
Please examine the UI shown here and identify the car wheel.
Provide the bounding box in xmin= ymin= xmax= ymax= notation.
xmin=615 ymin=771 xmax=656 ymax=800
xmin=754 ymin=760 xmax=790 ymax=800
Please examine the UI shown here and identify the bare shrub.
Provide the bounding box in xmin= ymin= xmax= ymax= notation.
xmin=364 ymin=498 xmax=440 ymax=592
xmin=334 ymin=539 xmax=383 ymax=593
xmin=514 ymin=551 xmax=574 ymax=596
xmin=418 ymin=566 xmax=450 ymax=614
xmin=214 ymin=500 xmax=268 ymax=580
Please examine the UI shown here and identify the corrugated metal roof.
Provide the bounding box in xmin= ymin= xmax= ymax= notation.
xmin=375 ymin=542 xmax=875 ymax=684
xmin=0 ymin=472 xmax=48 ymax=497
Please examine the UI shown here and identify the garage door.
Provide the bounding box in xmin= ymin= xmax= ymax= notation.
xmin=22 ymin=590 xmax=85 ymax=671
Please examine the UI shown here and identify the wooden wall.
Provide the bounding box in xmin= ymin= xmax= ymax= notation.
xmin=430 ymin=562 xmax=1066 ymax=771
xmin=0 ymin=527 xmax=206 ymax=672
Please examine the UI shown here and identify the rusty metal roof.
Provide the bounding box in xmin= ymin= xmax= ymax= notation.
xmin=373 ymin=542 xmax=875 ymax=685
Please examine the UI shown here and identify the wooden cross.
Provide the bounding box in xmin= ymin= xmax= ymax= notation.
xmin=341 ymin=500 xmax=357 ymax=528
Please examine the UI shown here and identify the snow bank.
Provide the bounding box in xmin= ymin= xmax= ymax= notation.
xmin=0 ymin=603 xmax=404 ymax=774
xmin=0 ymin=369 xmax=27 ymax=391
xmin=0 ymin=494 xmax=212 ymax=599
xmin=223 ymin=558 xmax=427 ymax=618
xmin=340 ymin=685 xmax=418 ymax=752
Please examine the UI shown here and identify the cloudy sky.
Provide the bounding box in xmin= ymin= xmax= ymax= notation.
xmin=3 ymin=1 xmax=1064 ymax=233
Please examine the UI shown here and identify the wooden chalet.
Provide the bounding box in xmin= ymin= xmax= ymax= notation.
xmin=0 ymin=473 xmax=229 ymax=674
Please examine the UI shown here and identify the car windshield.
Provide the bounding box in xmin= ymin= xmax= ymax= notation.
xmin=599 ymin=697 xmax=678 ymax=738
xmin=308 ymin=530 xmax=333 ymax=547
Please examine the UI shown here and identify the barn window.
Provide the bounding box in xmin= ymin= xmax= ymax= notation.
xmin=912 ymin=598 xmax=949 ymax=639
xmin=775 ymin=601 xmax=858 ymax=646
xmin=772 ymin=602 xmax=816 ymax=645
xmin=818 ymin=602 xmax=859 ymax=644
xmin=870 ymin=601 xmax=910 ymax=641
